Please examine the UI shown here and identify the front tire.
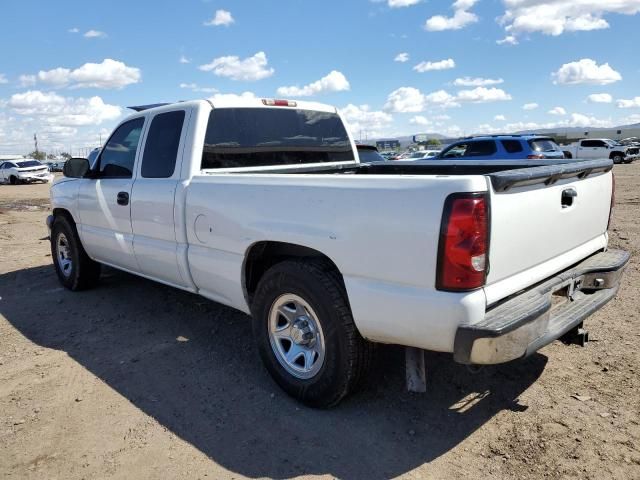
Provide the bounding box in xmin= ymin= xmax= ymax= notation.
xmin=251 ymin=259 xmax=374 ymax=408
xmin=51 ymin=215 xmax=101 ymax=290
xmin=9 ymin=175 xmax=18 ymax=185
xmin=612 ymin=154 xmax=624 ymax=164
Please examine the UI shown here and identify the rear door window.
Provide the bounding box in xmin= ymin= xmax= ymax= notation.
xmin=201 ymin=108 xmax=354 ymax=169
xmin=141 ymin=110 xmax=185 ymax=178
xmin=501 ymin=140 xmax=523 ymax=154
xmin=464 ymin=140 xmax=497 ymax=157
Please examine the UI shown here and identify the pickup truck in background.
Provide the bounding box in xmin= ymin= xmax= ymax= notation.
xmin=562 ymin=138 xmax=639 ymax=164
xmin=48 ymin=98 xmax=629 ymax=407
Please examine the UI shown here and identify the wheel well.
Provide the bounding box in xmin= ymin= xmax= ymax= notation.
xmin=52 ymin=208 xmax=76 ymax=226
xmin=563 ymin=151 xmax=573 ymax=159
xmin=243 ymin=241 xmax=343 ymax=304
xmin=610 ymin=151 xmax=625 ymax=159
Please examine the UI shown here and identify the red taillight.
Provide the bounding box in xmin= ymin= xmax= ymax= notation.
xmin=608 ymin=173 xmax=615 ymax=230
xmin=527 ymin=154 xmax=545 ymax=159
xmin=437 ymin=194 xmax=490 ymax=291
xmin=262 ymin=98 xmax=297 ymax=107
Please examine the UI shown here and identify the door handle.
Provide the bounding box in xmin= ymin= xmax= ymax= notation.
xmin=117 ymin=191 xmax=129 ymax=206
xmin=561 ymin=188 xmax=577 ymax=208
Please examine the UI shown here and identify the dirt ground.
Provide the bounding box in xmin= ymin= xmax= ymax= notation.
xmin=0 ymin=168 xmax=638 ymax=480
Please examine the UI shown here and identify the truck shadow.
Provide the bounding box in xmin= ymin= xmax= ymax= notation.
xmin=1 ymin=265 xmax=547 ymax=480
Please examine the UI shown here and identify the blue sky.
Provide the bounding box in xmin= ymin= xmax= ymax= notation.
xmin=1 ymin=0 xmax=640 ymax=153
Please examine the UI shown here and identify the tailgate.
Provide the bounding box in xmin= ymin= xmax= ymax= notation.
xmin=483 ymin=159 xmax=613 ymax=305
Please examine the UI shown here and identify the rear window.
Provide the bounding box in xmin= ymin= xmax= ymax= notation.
xmin=529 ymin=138 xmax=561 ymax=152
xmin=501 ymin=140 xmax=523 ymax=154
xmin=201 ymin=108 xmax=354 ymax=169
xmin=16 ymin=161 xmax=42 ymax=168
xmin=357 ymin=147 xmax=386 ymax=163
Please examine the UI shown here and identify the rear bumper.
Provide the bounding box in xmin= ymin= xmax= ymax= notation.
xmin=454 ymin=249 xmax=630 ymax=365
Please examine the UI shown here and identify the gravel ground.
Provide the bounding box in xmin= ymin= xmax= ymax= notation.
xmin=0 ymin=167 xmax=638 ymax=480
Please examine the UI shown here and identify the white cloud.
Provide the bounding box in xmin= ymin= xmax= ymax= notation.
xmin=199 ymin=52 xmax=274 ymax=81
xmin=497 ymin=35 xmax=518 ymax=45
xmin=567 ymin=113 xmax=612 ymax=128
xmin=179 ymin=55 xmax=191 ymax=64
xmin=384 ymin=85 xmax=510 ymax=112
xmin=548 ymin=106 xmax=567 ymax=115
xmin=32 ymin=59 xmax=141 ymax=89
xmin=456 ymin=87 xmax=512 ymax=103
xmin=453 ymin=77 xmax=504 ymax=87
xmin=67 ymin=27 xmax=79 ymax=33
xmin=8 ymin=90 xmax=122 ymax=126
xmin=424 ymin=0 xmax=479 ymax=31
xmin=179 ymin=83 xmax=218 ymax=94
xmin=553 ymin=59 xmax=622 ymax=86
xmin=394 ymin=52 xmax=409 ymax=63
xmin=388 ymin=0 xmax=421 ymax=7
xmin=499 ymin=0 xmax=640 ymax=41
xmin=587 ymin=93 xmax=613 ymax=103
xmin=494 ymin=114 xmax=506 ymax=121
xmin=410 ymin=115 xmax=431 ymax=126
xmin=19 ymin=74 xmax=36 ymax=87
xmin=84 ymin=30 xmax=107 ymax=38
xmin=617 ymin=97 xmax=640 ymax=109
xmin=204 ymin=9 xmax=235 ymax=27
xmin=523 ymin=102 xmax=539 ymax=110
xmin=413 ymin=58 xmax=456 ymax=72
xmin=0 ymin=74 xmax=8 ymax=84
xmin=384 ymin=87 xmax=428 ymax=112
xmin=340 ymin=104 xmax=393 ymax=138
xmin=277 ymin=70 xmax=350 ymax=97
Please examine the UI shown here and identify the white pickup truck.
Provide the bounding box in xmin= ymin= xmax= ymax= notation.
xmin=563 ymin=138 xmax=639 ymax=164
xmin=48 ymin=98 xmax=629 ymax=407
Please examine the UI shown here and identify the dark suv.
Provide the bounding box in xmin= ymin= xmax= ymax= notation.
xmin=439 ymin=135 xmax=566 ymax=160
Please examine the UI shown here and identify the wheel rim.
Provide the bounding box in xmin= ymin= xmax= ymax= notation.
xmin=56 ymin=233 xmax=73 ymax=277
xmin=268 ymin=293 xmax=326 ymax=380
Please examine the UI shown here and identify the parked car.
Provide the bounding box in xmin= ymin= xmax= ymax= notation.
xmin=438 ymin=135 xmax=565 ymax=160
xmin=356 ymin=144 xmax=386 ymax=163
xmin=48 ymin=98 xmax=628 ymax=407
xmin=48 ymin=161 xmax=65 ymax=172
xmin=0 ymin=159 xmax=53 ymax=184
xmin=563 ymin=139 xmax=639 ymax=164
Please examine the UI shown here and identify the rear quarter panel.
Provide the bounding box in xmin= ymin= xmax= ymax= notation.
xmin=185 ymin=173 xmax=488 ymax=351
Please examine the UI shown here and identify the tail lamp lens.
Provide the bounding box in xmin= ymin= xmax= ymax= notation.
xmin=437 ymin=194 xmax=490 ymax=291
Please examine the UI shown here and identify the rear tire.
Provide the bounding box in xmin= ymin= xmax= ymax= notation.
xmin=251 ymin=259 xmax=374 ymax=408
xmin=563 ymin=151 xmax=573 ymax=159
xmin=51 ymin=215 xmax=101 ymax=290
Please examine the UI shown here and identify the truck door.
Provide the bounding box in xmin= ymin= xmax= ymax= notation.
xmin=131 ymin=108 xmax=191 ymax=287
xmin=77 ymin=117 xmax=145 ymax=272
xmin=579 ymin=140 xmax=598 ymax=159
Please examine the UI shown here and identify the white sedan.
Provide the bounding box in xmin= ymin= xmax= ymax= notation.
xmin=0 ymin=159 xmax=54 ymax=184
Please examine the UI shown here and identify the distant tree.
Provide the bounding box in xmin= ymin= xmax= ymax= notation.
xmin=47 ymin=153 xmax=56 ymax=160
xmin=26 ymin=150 xmax=46 ymax=160
xmin=60 ymin=152 xmax=72 ymax=160
xmin=426 ymin=138 xmax=441 ymax=147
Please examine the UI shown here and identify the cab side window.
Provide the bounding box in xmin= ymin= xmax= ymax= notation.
xmin=98 ymin=118 xmax=145 ymax=178
xmin=141 ymin=110 xmax=185 ymax=178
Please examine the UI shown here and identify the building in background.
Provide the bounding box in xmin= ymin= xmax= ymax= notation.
xmin=375 ymin=139 xmax=401 ymax=152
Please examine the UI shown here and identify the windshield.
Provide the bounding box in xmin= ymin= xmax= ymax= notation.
xmin=16 ymin=160 xmax=43 ymax=168
xmin=528 ymin=138 xmax=561 ymax=153
xmin=202 ymin=108 xmax=354 ymax=169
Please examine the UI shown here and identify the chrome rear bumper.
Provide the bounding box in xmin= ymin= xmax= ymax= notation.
xmin=454 ymin=249 xmax=630 ymax=365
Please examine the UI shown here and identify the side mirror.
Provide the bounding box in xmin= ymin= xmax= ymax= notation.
xmin=63 ymin=157 xmax=90 ymax=178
